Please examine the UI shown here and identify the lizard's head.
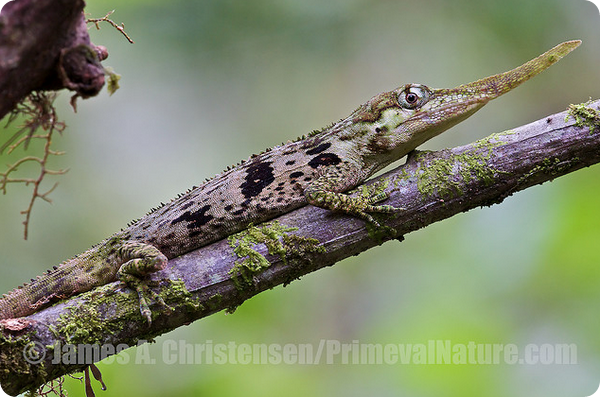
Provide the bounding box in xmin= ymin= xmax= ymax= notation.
xmin=350 ymin=40 xmax=580 ymax=160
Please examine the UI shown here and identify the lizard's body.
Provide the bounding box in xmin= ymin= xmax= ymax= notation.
xmin=0 ymin=41 xmax=580 ymax=322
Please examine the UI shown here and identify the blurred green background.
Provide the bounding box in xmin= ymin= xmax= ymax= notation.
xmin=1 ymin=0 xmax=600 ymax=396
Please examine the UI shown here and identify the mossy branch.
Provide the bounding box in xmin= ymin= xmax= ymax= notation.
xmin=1 ymin=100 xmax=599 ymax=395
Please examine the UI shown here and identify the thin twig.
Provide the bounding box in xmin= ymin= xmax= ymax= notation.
xmin=0 ymin=93 xmax=67 ymax=239
xmin=87 ymin=10 xmax=134 ymax=44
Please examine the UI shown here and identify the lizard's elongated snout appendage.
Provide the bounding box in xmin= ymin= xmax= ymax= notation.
xmin=451 ymin=39 xmax=582 ymax=99
xmin=388 ymin=40 xmax=581 ymax=154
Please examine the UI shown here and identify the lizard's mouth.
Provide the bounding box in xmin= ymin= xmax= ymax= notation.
xmin=407 ymin=95 xmax=490 ymax=131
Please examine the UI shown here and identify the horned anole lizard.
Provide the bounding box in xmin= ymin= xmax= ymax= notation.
xmin=0 ymin=40 xmax=581 ymax=323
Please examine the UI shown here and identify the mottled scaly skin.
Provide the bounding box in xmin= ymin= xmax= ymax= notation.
xmin=0 ymin=41 xmax=580 ymax=322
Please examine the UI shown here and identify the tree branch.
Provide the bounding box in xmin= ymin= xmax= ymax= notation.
xmin=1 ymin=100 xmax=599 ymax=395
xmin=0 ymin=0 xmax=106 ymax=120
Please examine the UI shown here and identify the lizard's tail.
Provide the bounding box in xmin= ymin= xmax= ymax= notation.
xmin=0 ymin=265 xmax=74 ymax=319
xmin=0 ymin=246 xmax=115 ymax=320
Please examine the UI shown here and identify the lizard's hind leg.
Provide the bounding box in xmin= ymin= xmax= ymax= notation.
xmin=115 ymin=242 xmax=169 ymax=324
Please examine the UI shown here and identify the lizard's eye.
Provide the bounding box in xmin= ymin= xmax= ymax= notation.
xmin=405 ymin=92 xmax=418 ymax=104
xmin=398 ymin=85 xmax=430 ymax=109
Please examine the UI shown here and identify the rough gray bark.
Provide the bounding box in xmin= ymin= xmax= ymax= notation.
xmin=0 ymin=100 xmax=598 ymax=395
xmin=0 ymin=0 xmax=106 ymax=120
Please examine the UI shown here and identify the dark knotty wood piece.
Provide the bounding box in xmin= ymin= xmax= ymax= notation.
xmin=0 ymin=0 xmax=106 ymax=120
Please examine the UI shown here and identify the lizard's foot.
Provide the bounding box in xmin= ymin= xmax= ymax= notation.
xmin=353 ymin=191 xmax=404 ymax=228
xmin=119 ymin=275 xmax=172 ymax=324
xmin=304 ymin=169 xmax=401 ymax=230
xmin=116 ymin=242 xmax=170 ymax=324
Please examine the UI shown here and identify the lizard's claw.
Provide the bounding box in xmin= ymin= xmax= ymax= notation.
xmin=365 ymin=191 xmax=389 ymax=204
xmin=357 ymin=193 xmax=403 ymax=235
xmin=364 ymin=191 xmax=405 ymax=213
xmin=118 ymin=276 xmax=172 ymax=325
xmin=133 ymin=281 xmax=172 ymax=325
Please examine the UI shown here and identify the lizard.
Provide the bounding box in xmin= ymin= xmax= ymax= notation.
xmin=0 ymin=40 xmax=581 ymax=324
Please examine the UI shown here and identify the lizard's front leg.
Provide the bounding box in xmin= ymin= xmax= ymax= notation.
xmin=115 ymin=242 xmax=168 ymax=324
xmin=304 ymin=163 xmax=400 ymax=227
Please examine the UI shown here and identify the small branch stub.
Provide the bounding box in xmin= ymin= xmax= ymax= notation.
xmin=87 ymin=10 xmax=135 ymax=44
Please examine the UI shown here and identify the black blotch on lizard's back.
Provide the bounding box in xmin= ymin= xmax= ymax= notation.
xmin=305 ymin=142 xmax=331 ymax=155
xmin=308 ymin=153 xmax=341 ymax=168
xmin=240 ymin=160 xmax=275 ymax=199
xmin=170 ymin=204 xmax=213 ymax=229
